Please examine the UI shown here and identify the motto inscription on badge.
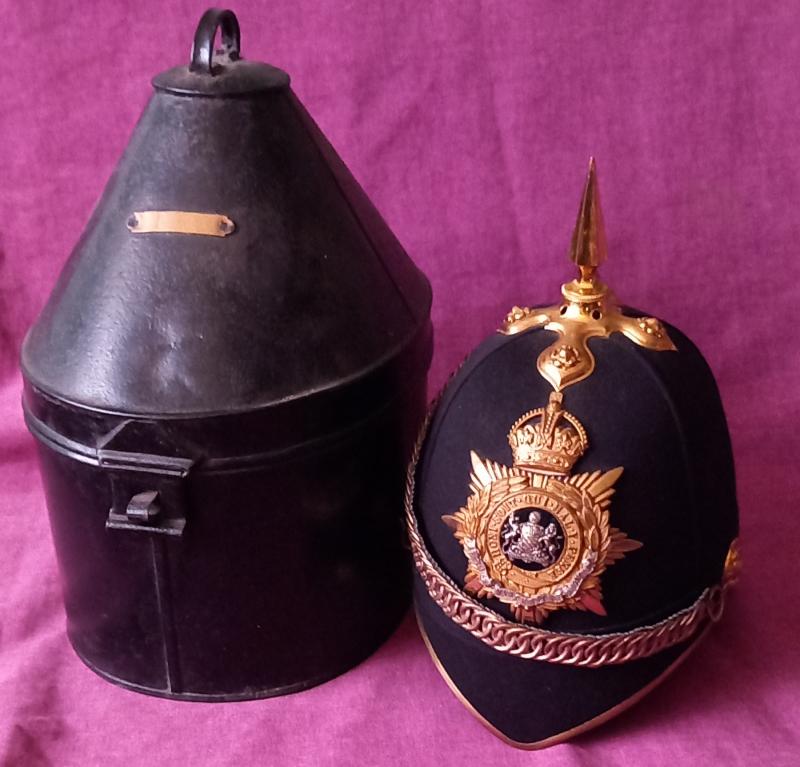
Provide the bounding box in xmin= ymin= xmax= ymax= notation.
xmin=443 ymin=392 xmax=642 ymax=624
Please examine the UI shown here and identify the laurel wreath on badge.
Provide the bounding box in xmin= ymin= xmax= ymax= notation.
xmin=443 ymin=391 xmax=642 ymax=625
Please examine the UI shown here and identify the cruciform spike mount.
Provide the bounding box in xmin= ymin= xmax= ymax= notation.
xmin=500 ymin=158 xmax=676 ymax=392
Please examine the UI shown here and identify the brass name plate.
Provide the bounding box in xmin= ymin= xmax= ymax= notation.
xmin=127 ymin=211 xmax=235 ymax=237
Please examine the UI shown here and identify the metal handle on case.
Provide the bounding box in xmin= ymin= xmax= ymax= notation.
xmin=190 ymin=8 xmax=241 ymax=75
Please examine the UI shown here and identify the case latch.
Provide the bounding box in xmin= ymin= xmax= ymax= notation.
xmin=101 ymin=449 xmax=193 ymax=537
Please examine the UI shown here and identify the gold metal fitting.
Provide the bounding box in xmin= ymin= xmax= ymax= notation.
xmin=507 ymin=392 xmax=587 ymax=475
xmin=500 ymin=158 xmax=676 ymax=391
xmin=561 ymin=156 xmax=609 ymax=304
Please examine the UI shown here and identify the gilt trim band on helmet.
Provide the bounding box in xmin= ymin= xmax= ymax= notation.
xmin=406 ymin=407 xmax=740 ymax=668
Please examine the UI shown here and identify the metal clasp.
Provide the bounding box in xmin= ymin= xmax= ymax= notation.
xmin=102 ymin=449 xmax=193 ymax=537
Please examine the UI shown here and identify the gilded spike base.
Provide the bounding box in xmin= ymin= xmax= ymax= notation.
xmin=500 ymin=159 xmax=675 ymax=391
xmin=501 ymin=300 xmax=675 ymax=391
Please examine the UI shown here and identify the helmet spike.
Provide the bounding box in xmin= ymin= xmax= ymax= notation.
xmin=561 ymin=158 xmax=609 ymax=304
xmin=569 ymin=157 xmax=608 ymax=281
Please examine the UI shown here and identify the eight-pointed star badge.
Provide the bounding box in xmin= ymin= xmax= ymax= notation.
xmin=443 ymin=391 xmax=642 ymax=625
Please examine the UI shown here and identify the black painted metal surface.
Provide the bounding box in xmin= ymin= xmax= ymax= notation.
xmin=21 ymin=8 xmax=432 ymax=700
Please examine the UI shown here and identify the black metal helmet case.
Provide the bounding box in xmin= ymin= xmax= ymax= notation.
xmin=22 ymin=8 xmax=432 ymax=700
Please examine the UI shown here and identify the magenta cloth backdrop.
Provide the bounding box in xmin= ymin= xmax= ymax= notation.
xmin=2 ymin=1 xmax=799 ymax=765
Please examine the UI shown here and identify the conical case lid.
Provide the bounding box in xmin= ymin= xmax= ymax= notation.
xmin=22 ymin=8 xmax=431 ymax=417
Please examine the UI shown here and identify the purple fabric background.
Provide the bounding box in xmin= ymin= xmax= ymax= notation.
xmin=2 ymin=1 xmax=799 ymax=764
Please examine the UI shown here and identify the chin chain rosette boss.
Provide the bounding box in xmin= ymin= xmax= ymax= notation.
xmin=407 ymin=159 xmax=739 ymax=748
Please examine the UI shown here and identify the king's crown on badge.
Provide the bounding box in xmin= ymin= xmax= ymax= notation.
xmin=507 ymin=393 xmax=587 ymax=473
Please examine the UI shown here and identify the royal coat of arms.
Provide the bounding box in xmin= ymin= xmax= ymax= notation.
xmin=443 ymin=391 xmax=642 ymax=625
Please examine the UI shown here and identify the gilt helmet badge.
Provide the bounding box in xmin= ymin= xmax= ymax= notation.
xmin=443 ymin=391 xmax=641 ymax=624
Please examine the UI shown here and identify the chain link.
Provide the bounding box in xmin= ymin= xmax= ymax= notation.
xmin=405 ymin=408 xmax=739 ymax=668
